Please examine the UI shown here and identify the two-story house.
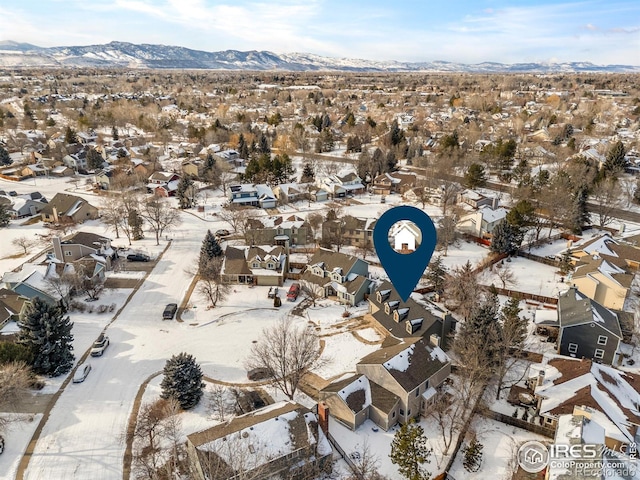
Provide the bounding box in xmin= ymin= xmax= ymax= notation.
xmin=457 ymin=189 xmax=500 ymax=209
xmin=146 ymin=171 xmax=180 ymax=197
xmin=299 ymin=249 xmax=371 ymax=306
xmin=526 ymin=355 xmax=640 ymax=452
xmin=228 ymin=184 xmax=277 ymax=209
xmin=319 ymin=170 xmax=365 ymax=198
xmin=556 ymin=287 xmax=622 ymax=365
xmin=186 ymin=401 xmax=332 ymax=480
xmin=245 ymin=215 xmax=310 ymax=246
xmin=222 ymin=245 xmax=287 ymax=286
xmin=458 ymin=204 xmax=508 ymax=239
xmin=40 ymin=193 xmax=99 ymax=224
xmin=321 ymin=336 xmax=451 ymax=430
xmin=51 ymin=232 xmax=115 ymax=272
xmin=322 ymin=216 xmax=377 ymax=249
xmin=367 ymin=281 xmax=456 ymax=348
xmin=371 ymin=172 xmax=417 ymax=195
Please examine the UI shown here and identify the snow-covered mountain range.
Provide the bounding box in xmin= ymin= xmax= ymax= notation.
xmin=0 ymin=40 xmax=638 ymax=73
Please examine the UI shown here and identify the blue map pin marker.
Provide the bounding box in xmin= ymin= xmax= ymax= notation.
xmin=373 ymin=206 xmax=437 ymax=302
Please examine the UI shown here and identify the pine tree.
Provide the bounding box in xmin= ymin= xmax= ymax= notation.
xmin=301 ymin=162 xmax=315 ymax=183
xmin=463 ymin=438 xmax=483 ymax=472
xmin=426 ymin=256 xmax=447 ymax=295
xmin=567 ymin=185 xmax=589 ymax=234
xmin=237 ymin=133 xmax=249 ymax=159
xmin=390 ymin=420 xmax=432 ymax=480
xmin=17 ymin=297 xmax=74 ymax=376
xmin=501 ymin=297 xmax=527 ymax=346
xmin=111 ymin=125 xmax=119 ymax=140
xmin=86 ymin=148 xmax=103 ymax=170
xmin=464 ymin=163 xmax=487 ymax=189
xmin=160 ymin=352 xmax=204 ymax=410
xmin=603 ymin=140 xmax=627 ymax=175
xmin=0 ymin=145 xmax=11 ymax=166
xmin=176 ymin=176 xmax=195 ymax=209
xmin=128 ymin=209 xmax=144 ymax=240
xmin=64 ymin=126 xmax=78 ymax=145
xmin=199 ymin=230 xmax=223 ymax=273
xmin=0 ymin=202 xmax=10 ymax=227
xmin=490 ymin=222 xmax=522 ymax=256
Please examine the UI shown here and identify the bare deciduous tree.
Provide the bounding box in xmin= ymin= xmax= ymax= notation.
xmin=0 ymin=362 xmax=32 ymax=432
xmin=496 ymin=263 xmax=517 ymax=290
xmin=245 ymin=318 xmax=326 ymax=400
xmin=198 ymin=257 xmax=231 ymax=308
xmin=12 ymin=236 xmax=35 ymax=255
xmin=591 ymin=177 xmax=624 ymax=228
xmin=139 ymin=197 xmax=182 ymax=245
xmin=207 ymin=384 xmax=231 ymax=421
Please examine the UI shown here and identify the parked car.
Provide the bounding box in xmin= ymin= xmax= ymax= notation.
xmin=215 ymin=229 xmax=231 ymax=237
xmin=0 ymin=434 xmax=4 ymax=454
xmin=127 ymin=253 xmax=150 ymax=262
xmin=380 ymin=196 xmax=386 ymax=203
xmin=90 ymin=334 xmax=110 ymax=357
xmin=73 ymin=363 xmax=92 ymax=383
xmin=287 ymin=283 xmax=300 ymax=302
xmin=163 ymin=303 xmax=178 ymax=320
xmin=247 ymin=367 xmax=270 ymax=381
xmin=267 ymin=287 xmax=279 ymax=299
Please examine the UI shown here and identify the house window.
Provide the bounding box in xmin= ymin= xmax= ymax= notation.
xmin=545 ymin=417 xmax=554 ymax=425
xmin=252 ymin=263 xmax=259 ymax=268
xmin=597 ymin=335 xmax=608 ymax=346
xmin=594 ymin=349 xmax=605 ymax=359
xmin=415 ymin=389 xmax=419 ymax=397
xmin=392 ymin=411 xmax=395 ymax=418
xmin=399 ymin=409 xmax=404 ymax=416
xmin=64 ymin=251 xmax=72 ymax=256
xmin=568 ymin=343 xmax=578 ymax=354
xmin=267 ymin=263 xmax=274 ymax=269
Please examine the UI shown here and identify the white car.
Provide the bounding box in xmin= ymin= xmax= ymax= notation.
xmin=72 ymin=363 xmax=92 ymax=383
xmin=90 ymin=334 xmax=110 ymax=357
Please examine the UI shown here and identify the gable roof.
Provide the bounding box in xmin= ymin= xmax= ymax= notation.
xmin=40 ymin=193 xmax=96 ymax=217
xmin=306 ymin=248 xmax=363 ymax=276
xmin=558 ymin=288 xmax=622 ymax=338
xmin=358 ymin=337 xmax=449 ymax=392
xmin=62 ymin=232 xmax=110 ymax=249
xmin=369 ymin=281 xmax=446 ymax=339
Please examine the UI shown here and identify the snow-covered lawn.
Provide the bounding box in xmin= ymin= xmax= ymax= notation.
xmin=480 ymin=256 xmax=566 ymax=298
xmin=448 ymin=416 xmax=548 ymax=480
xmin=0 ymin=414 xmax=42 ymax=480
xmin=438 ymin=239 xmax=491 ymax=271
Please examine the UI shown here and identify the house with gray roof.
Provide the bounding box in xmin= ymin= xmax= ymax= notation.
xmin=350 ymin=337 xmax=450 ymax=428
xmin=556 ymin=287 xmax=623 ymax=365
xmin=367 ymin=281 xmax=456 ymax=348
xmin=299 ymin=248 xmax=371 ymax=306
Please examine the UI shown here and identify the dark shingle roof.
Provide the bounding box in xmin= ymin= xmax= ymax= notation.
xmin=558 ymin=288 xmax=622 ymax=338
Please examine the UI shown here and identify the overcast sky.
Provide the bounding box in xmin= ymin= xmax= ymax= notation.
xmin=1 ymin=0 xmax=638 ymax=65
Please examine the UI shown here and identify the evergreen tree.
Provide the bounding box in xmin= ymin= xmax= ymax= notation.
xmin=17 ymin=297 xmax=74 ymax=376
xmin=86 ymin=148 xmax=103 ymax=170
xmin=501 ymin=297 xmax=527 ymax=346
xmin=506 ymin=199 xmax=535 ymax=229
xmin=128 ymin=209 xmax=144 ymax=240
xmin=64 ymin=126 xmax=78 ymax=145
xmin=0 ymin=145 xmax=12 ymax=166
xmin=0 ymin=202 xmax=10 ymax=227
xmin=160 ymin=352 xmax=204 ymax=410
xmin=558 ymin=251 xmax=574 ymax=276
xmin=603 ymin=140 xmax=627 ymax=175
xmin=426 ymin=256 xmax=447 ymax=295
xmin=490 ymin=222 xmax=522 ymax=256
xmin=257 ymin=133 xmax=271 ymax=155
xmin=204 ymin=152 xmax=216 ymax=173
xmin=390 ymin=420 xmax=432 ymax=480
xmin=301 ymin=162 xmax=315 ymax=183
xmin=237 ymin=133 xmax=249 ymax=159
xmin=176 ymin=176 xmax=195 ymax=209
xmin=463 ymin=438 xmax=483 ymax=472
xmin=567 ymin=185 xmax=589 ymax=234
xmin=389 ymin=119 xmax=405 ymax=146
xmin=464 ymin=163 xmax=487 ymax=189
xmin=199 ymin=230 xmax=223 ymax=272
xmin=111 ymin=125 xmax=119 ymax=140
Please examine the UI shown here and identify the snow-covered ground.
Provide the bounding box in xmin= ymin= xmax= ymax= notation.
xmin=0 ymin=414 xmax=42 ymax=480
xmin=480 ymin=256 xmax=566 ymax=298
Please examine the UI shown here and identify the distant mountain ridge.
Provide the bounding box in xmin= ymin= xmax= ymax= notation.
xmin=0 ymin=40 xmax=638 ymax=73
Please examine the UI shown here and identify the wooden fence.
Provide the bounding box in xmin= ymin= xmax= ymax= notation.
xmin=483 ymin=410 xmax=555 ymax=438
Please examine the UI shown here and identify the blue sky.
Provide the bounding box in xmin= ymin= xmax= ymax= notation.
xmin=1 ymin=0 xmax=638 ymax=64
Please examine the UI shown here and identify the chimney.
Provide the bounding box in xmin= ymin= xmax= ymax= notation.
xmin=52 ymin=206 xmax=59 ymax=223
xmin=317 ymin=402 xmax=329 ymax=436
xmin=536 ymin=369 xmax=546 ymax=387
xmin=53 ymin=236 xmax=64 ymax=261
xmin=491 ymin=197 xmax=499 ymax=210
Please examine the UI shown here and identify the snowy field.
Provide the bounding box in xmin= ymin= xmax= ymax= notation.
xmin=0 ymin=414 xmax=42 ymax=480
